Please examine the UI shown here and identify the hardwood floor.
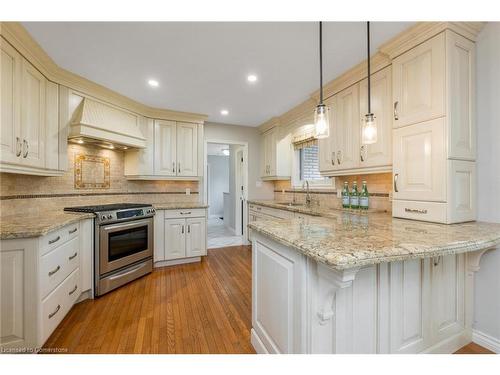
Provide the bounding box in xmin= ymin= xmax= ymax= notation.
xmin=43 ymin=246 xmax=255 ymax=354
xmin=43 ymin=245 xmax=493 ymax=354
xmin=454 ymin=342 xmax=494 ymax=354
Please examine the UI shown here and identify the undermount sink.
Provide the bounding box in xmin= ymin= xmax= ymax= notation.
xmin=275 ymin=202 xmax=305 ymax=207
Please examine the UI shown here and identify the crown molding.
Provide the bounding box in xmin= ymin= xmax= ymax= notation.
xmin=257 ymin=21 xmax=487 ymax=131
xmin=259 ymin=117 xmax=280 ymax=134
xmin=0 ymin=22 xmax=207 ymax=124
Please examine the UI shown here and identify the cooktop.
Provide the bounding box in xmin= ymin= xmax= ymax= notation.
xmin=64 ymin=203 xmax=152 ymax=213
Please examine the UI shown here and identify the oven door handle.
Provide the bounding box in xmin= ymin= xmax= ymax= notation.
xmin=107 ymin=262 xmax=148 ymax=281
xmin=100 ymin=218 xmax=152 ymax=232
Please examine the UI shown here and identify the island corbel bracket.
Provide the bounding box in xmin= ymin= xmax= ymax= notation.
xmin=316 ymin=263 xmax=361 ymax=325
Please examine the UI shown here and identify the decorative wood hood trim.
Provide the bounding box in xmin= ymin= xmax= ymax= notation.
xmin=0 ymin=22 xmax=208 ymax=124
xmin=258 ymin=21 xmax=486 ymax=133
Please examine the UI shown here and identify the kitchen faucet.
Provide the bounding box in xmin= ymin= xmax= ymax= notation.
xmin=303 ymin=181 xmax=312 ymax=206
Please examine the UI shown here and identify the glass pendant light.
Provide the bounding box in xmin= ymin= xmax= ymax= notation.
xmin=362 ymin=21 xmax=378 ymax=145
xmin=314 ymin=21 xmax=330 ymax=139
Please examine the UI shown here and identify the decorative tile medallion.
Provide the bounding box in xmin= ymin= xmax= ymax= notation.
xmin=74 ymin=154 xmax=110 ymax=189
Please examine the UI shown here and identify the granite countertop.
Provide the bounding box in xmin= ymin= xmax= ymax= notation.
xmin=0 ymin=211 xmax=95 ymax=240
xmin=248 ymin=201 xmax=500 ymax=270
xmin=248 ymin=199 xmax=387 ymax=218
xmin=153 ymin=202 xmax=208 ymax=210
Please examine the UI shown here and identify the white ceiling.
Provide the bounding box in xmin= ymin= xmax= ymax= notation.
xmin=207 ymin=143 xmax=230 ymax=156
xmin=23 ymin=22 xmax=414 ymax=126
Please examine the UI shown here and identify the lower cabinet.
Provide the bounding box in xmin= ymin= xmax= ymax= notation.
xmin=251 ymin=231 xmax=472 ymax=354
xmin=0 ymin=219 xmax=93 ymax=350
xmin=154 ymin=208 xmax=207 ymax=264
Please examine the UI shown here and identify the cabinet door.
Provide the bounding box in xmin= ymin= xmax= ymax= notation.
xmin=125 ymin=117 xmax=154 ymax=176
xmin=45 ymin=81 xmax=59 ymax=170
xmin=21 ymin=59 xmax=46 ymax=168
xmin=393 ymin=118 xmax=446 ymax=202
xmin=359 ymin=66 xmax=392 ymax=168
xmin=176 ymin=122 xmax=198 ymax=177
xmin=186 ymin=217 xmax=206 ymax=257
xmin=1 ymin=39 xmax=22 ymax=165
xmin=164 ymin=218 xmax=186 ymax=260
xmin=153 ymin=210 xmax=165 ymax=262
xmin=318 ymin=96 xmax=336 ymax=173
xmin=392 ymin=33 xmax=445 ymax=127
xmin=334 ymin=84 xmax=360 ymax=171
xmin=261 ymin=130 xmax=273 ymax=177
xmin=154 ymin=120 xmax=177 ymax=176
xmin=390 ymin=259 xmax=431 ymax=353
xmin=268 ymin=128 xmax=278 ymax=176
xmin=430 ymin=254 xmax=465 ymax=344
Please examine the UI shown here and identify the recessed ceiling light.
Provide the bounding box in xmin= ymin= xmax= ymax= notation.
xmin=148 ymin=79 xmax=159 ymax=87
xmin=247 ymin=74 xmax=258 ymax=83
xmin=108 ymin=144 xmax=115 ymax=149
xmin=220 ymin=109 xmax=229 ymax=116
xmin=76 ymin=139 xmax=84 ymax=144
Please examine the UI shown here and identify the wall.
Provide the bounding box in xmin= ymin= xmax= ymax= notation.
xmin=0 ymin=144 xmax=198 ymax=217
xmin=473 ymin=21 xmax=500 ymax=351
xmin=207 ymin=155 xmax=229 ymax=217
xmin=203 ymin=122 xmax=275 ymax=201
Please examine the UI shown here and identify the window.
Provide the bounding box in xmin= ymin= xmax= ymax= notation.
xmin=292 ymin=144 xmax=333 ymax=188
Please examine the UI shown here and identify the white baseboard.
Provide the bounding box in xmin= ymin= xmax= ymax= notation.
xmin=251 ymin=329 xmax=269 ymax=354
xmin=473 ymin=329 xmax=500 ymax=353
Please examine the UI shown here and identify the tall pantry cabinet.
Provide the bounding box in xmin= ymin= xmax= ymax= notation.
xmin=392 ymin=31 xmax=476 ymax=223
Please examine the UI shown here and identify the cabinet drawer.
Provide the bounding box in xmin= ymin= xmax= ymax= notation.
xmin=41 ymin=268 xmax=80 ymax=344
xmin=392 ymin=200 xmax=447 ymax=223
xmin=249 ymin=204 xmax=292 ymax=220
xmin=164 ymin=208 xmax=206 ymax=219
xmin=40 ymin=222 xmax=80 ymax=255
xmin=40 ymin=236 xmax=79 ymax=298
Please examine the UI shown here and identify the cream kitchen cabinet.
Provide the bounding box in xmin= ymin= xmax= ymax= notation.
xmin=125 ymin=119 xmax=202 ymax=179
xmin=260 ymin=127 xmax=292 ymax=180
xmin=0 ymin=37 xmax=63 ymax=176
xmin=392 ymin=31 xmax=476 ymax=223
xmin=154 ymin=208 xmax=208 ymax=265
xmin=0 ymin=219 xmax=93 ymax=350
xmin=319 ymin=66 xmax=392 ymax=176
xmin=392 ymin=33 xmax=446 ymax=128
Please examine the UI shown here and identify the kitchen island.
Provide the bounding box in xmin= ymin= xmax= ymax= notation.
xmin=248 ymin=204 xmax=500 ymax=354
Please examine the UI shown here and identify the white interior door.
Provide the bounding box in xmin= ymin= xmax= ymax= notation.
xmin=235 ymin=147 xmax=244 ymax=236
xmin=154 ymin=120 xmax=177 ymax=176
xmin=164 ymin=218 xmax=186 ymax=260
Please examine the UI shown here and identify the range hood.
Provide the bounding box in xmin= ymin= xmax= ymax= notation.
xmin=68 ymin=97 xmax=146 ymax=149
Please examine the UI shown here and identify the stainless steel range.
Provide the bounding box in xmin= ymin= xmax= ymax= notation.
xmin=64 ymin=203 xmax=156 ymax=296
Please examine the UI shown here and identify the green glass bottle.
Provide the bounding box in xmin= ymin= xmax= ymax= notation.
xmin=360 ymin=180 xmax=369 ymax=210
xmin=342 ymin=181 xmax=350 ymax=208
xmin=350 ymin=181 xmax=359 ymax=209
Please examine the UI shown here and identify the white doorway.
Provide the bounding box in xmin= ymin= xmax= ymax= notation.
xmin=204 ymin=141 xmax=248 ymax=249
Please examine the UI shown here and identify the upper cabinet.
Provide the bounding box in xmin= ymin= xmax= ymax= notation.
xmin=0 ymin=37 xmax=63 ymax=176
xmin=392 ymin=33 xmax=445 ymax=127
xmin=392 ymin=31 xmax=476 ymax=224
xmin=319 ymin=65 xmax=393 ymax=176
xmin=125 ymin=119 xmax=202 ymax=180
xmin=260 ymin=126 xmax=292 ymax=180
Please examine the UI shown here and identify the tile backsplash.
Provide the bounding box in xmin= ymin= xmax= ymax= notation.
xmin=273 ymin=173 xmax=393 ymax=212
xmin=0 ymin=144 xmax=199 ymax=217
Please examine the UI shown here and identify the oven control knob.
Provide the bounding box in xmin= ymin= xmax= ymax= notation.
xmin=152 ymin=208 xmax=156 ymax=213
xmin=107 ymin=214 xmax=113 ymax=219
xmin=101 ymin=215 xmax=107 ymax=220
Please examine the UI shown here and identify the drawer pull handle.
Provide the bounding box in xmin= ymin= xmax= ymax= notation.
xmin=69 ymin=227 xmax=78 ymax=234
xmin=187 ymin=225 xmax=191 ymax=233
xmin=48 ymin=304 xmax=61 ymax=319
xmin=172 ymin=161 xmax=175 ymax=173
xmin=393 ymin=173 xmax=399 ymax=193
xmin=68 ymin=252 xmax=78 ymax=261
xmin=180 ymin=211 xmax=191 ymax=215
xmin=181 ymin=225 xmax=184 ymax=234
xmin=69 ymin=285 xmax=78 ymax=295
xmin=48 ymin=265 xmax=61 ymax=277
xmin=48 ymin=235 xmax=60 ymax=244
xmin=404 ymin=208 xmax=428 ymax=214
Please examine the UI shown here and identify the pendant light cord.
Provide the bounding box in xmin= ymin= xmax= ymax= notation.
xmin=367 ymin=21 xmax=371 ymax=113
xmin=319 ymin=21 xmax=323 ymax=104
